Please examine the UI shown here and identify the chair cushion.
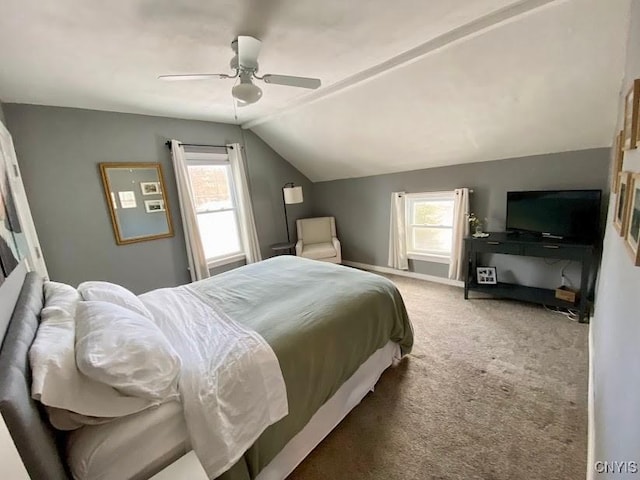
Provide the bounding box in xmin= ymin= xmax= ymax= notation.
xmin=301 ymin=242 xmax=337 ymax=260
xmin=300 ymin=218 xmax=332 ymax=244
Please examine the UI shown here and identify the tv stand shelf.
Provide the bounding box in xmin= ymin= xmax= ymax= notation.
xmin=463 ymin=233 xmax=597 ymax=323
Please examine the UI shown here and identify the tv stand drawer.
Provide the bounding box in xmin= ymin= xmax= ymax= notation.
xmin=522 ymin=244 xmax=584 ymax=260
xmin=473 ymin=241 xmax=522 ymax=255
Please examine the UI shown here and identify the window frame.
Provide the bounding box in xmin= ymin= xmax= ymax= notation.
xmin=184 ymin=153 xmax=246 ymax=267
xmin=405 ymin=191 xmax=455 ymax=264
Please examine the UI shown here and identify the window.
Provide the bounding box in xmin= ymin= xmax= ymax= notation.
xmin=405 ymin=191 xmax=455 ymax=263
xmin=185 ymin=153 xmax=244 ymax=265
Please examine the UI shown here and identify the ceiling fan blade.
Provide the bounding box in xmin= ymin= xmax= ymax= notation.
xmin=158 ymin=74 xmax=231 ymax=81
xmin=237 ymin=35 xmax=261 ymax=69
xmin=261 ymin=74 xmax=321 ymax=89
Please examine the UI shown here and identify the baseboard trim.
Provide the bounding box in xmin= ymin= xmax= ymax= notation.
xmin=343 ymin=261 xmax=464 ymax=288
xmin=586 ymin=321 xmax=595 ymax=480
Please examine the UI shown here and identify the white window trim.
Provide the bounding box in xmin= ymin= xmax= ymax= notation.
xmin=185 ymin=153 xmax=246 ymax=265
xmin=207 ymin=252 xmax=246 ymax=269
xmin=405 ymin=191 xmax=455 ymax=263
xmin=407 ymin=253 xmax=451 ymax=264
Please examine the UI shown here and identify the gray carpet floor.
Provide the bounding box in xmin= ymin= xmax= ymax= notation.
xmin=289 ymin=274 xmax=588 ymax=480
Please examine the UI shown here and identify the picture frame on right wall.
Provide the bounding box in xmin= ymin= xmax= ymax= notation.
xmin=624 ymin=79 xmax=640 ymax=150
xmin=612 ymin=130 xmax=625 ymax=191
xmin=624 ymin=173 xmax=640 ymax=266
xmin=614 ymin=171 xmax=632 ymax=235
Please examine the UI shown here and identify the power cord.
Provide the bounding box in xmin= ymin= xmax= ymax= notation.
xmin=560 ymin=260 xmax=574 ymax=288
xmin=544 ymin=304 xmax=579 ymax=321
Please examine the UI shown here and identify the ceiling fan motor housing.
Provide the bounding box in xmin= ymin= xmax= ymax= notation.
xmin=231 ymin=38 xmax=259 ymax=71
xmin=229 ymin=55 xmax=258 ymax=75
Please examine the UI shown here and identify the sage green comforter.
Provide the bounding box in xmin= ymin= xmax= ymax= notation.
xmin=190 ymin=256 xmax=413 ymax=480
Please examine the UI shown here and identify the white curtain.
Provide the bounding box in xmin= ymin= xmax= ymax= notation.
xmin=448 ymin=188 xmax=470 ymax=281
xmin=388 ymin=192 xmax=409 ymax=270
xmin=227 ymin=143 xmax=262 ymax=264
xmin=171 ymin=140 xmax=210 ymax=283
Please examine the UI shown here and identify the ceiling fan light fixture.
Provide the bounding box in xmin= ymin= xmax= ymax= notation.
xmin=159 ymin=36 xmax=321 ymax=106
xmin=232 ymin=78 xmax=262 ymax=105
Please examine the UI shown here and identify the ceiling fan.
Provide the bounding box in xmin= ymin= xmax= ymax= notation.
xmin=158 ymin=35 xmax=322 ymax=106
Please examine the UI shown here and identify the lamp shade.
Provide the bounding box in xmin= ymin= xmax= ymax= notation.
xmin=283 ymin=186 xmax=303 ymax=204
xmin=232 ymin=82 xmax=263 ymax=104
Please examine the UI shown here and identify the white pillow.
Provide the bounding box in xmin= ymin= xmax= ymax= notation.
xmin=75 ymin=301 xmax=181 ymax=402
xmin=78 ymin=281 xmax=153 ymax=319
xmin=43 ymin=281 xmax=81 ymax=317
xmin=30 ymin=301 xmax=154 ymax=429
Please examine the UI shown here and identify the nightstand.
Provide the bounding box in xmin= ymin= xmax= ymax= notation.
xmin=271 ymin=242 xmax=295 ymax=256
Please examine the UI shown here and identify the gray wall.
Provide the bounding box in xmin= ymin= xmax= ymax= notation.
xmin=0 ymin=101 xmax=5 ymax=125
xmin=243 ymin=130 xmax=313 ymax=257
xmin=312 ymin=149 xmax=610 ymax=288
xmin=592 ymin=1 xmax=640 ymax=478
xmin=3 ymin=104 xmax=313 ymax=293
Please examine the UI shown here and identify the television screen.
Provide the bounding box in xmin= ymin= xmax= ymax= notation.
xmin=506 ymin=190 xmax=601 ymax=242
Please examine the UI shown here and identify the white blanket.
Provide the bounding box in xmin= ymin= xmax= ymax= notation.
xmin=139 ymin=286 xmax=288 ymax=478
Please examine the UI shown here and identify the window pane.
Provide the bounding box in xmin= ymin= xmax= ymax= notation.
xmin=412 ymin=200 xmax=453 ymax=226
xmin=412 ymin=227 xmax=452 ymax=254
xmin=197 ymin=211 xmax=242 ymax=259
xmin=187 ymin=165 xmax=233 ymax=212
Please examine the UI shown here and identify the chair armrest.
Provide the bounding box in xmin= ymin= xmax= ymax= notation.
xmin=332 ymin=237 xmax=342 ymax=263
xmin=295 ymin=240 xmax=303 ymax=256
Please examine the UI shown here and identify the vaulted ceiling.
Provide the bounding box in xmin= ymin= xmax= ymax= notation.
xmin=0 ymin=0 xmax=630 ymax=181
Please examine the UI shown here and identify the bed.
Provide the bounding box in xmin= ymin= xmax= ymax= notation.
xmin=0 ymin=256 xmax=413 ymax=480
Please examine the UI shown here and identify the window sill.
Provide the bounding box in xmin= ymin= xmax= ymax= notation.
xmin=207 ymin=253 xmax=246 ymax=269
xmin=408 ymin=253 xmax=450 ymax=264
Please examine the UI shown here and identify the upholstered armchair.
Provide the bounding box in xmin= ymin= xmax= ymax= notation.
xmin=295 ymin=217 xmax=342 ymax=264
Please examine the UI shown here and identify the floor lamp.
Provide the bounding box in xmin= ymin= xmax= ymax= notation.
xmin=282 ymin=183 xmax=304 ymax=243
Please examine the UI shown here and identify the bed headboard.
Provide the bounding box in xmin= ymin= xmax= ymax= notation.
xmin=0 ymin=264 xmax=70 ymax=479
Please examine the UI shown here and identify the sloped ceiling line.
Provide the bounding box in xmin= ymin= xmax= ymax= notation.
xmin=242 ymin=0 xmax=559 ymax=130
xmin=249 ymin=0 xmax=628 ymax=181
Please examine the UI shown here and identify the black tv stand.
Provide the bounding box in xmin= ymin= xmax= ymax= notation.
xmin=541 ymin=233 xmax=564 ymax=240
xmin=463 ymin=232 xmax=597 ymax=323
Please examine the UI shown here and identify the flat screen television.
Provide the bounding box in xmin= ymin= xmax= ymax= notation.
xmin=506 ymin=190 xmax=601 ymax=242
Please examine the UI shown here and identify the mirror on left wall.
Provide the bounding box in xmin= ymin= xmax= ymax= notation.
xmin=99 ymin=163 xmax=174 ymax=245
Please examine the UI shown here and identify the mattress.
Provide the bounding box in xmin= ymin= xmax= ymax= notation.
xmin=66 ymin=401 xmax=189 ymax=480
xmin=67 ymin=341 xmax=400 ymax=480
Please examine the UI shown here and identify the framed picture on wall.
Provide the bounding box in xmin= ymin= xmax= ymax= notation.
xmin=614 ymin=171 xmax=632 ymax=236
xmin=118 ymin=191 xmax=137 ymax=209
xmin=144 ymin=199 xmax=165 ymax=213
xmin=624 ymin=174 xmax=640 ymax=266
xmin=611 ymin=130 xmax=624 ymax=191
xmin=624 ymin=79 xmax=640 ymax=150
xmin=140 ymin=182 xmax=161 ymax=196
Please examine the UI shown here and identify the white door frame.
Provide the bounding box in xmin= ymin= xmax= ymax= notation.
xmin=0 ymin=121 xmax=48 ymax=279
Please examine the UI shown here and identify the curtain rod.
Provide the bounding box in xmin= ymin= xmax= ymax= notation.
xmin=400 ymin=189 xmax=474 ymax=196
xmin=164 ymin=141 xmax=233 ymax=149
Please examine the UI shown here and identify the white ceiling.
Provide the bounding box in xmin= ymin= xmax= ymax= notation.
xmin=0 ymin=0 xmax=631 ymax=181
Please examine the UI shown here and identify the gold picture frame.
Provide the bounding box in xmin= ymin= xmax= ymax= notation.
xmin=623 ymin=79 xmax=640 ymax=150
xmin=624 ymin=173 xmax=640 ymax=266
xmin=611 ymin=130 xmax=624 ymax=191
xmin=99 ymin=162 xmax=174 ymax=245
xmin=614 ymin=171 xmax=632 ymax=235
